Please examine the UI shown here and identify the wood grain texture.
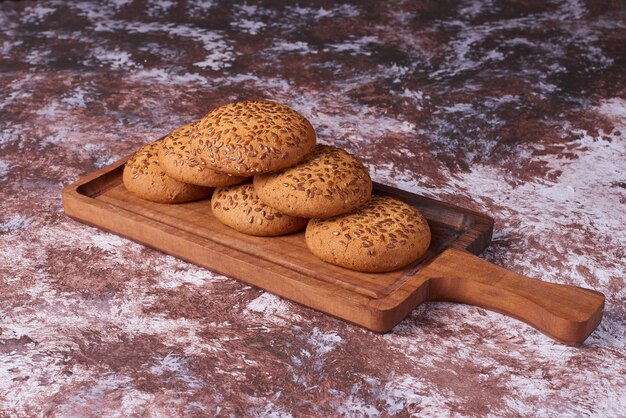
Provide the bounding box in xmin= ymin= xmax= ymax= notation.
xmin=62 ymin=157 xmax=604 ymax=345
xmin=425 ymin=249 xmax=605 ymax=345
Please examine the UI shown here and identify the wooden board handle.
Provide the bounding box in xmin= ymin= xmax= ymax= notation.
xmin=424 ymin=248 xmax=605 ymax=345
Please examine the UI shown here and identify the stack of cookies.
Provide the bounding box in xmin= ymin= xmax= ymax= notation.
xmin=123 ymin=101 xmax=431 ymax=272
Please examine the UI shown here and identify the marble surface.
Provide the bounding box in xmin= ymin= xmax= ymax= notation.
xmin=1 ymin=0 xmax=625 ymax=416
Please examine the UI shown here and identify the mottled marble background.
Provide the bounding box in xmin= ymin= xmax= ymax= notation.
xmin=1 ymin=0 xmax=625 ymax=416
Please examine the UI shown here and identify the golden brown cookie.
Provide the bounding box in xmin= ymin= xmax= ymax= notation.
xmin=305 ymin=195 xmax=431 ymax=272
xmin=211 ymin=183 xmax=308 ymax=236
xmin=192 ymin=101 xmax=316 ymax=176
xmin=253 ymin=145 xmax=372 ymax=218
xmin=158 ymin=122 xmax=247 ymax=187
xmin=123 ymin=141 xmax=213 ymax=203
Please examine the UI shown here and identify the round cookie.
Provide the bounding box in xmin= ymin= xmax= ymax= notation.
xmin=253 ymin=145 xmax=372 ymax=218
xmin=305 ymin=195 xmax=431 ymax=272
xmin=211 ymin=183 xmax=308 ymax=236
xmin=192 ymin=101 xmax=316 ymax=176
xmin=123 ymin=141 xmax=213 ymax=203
xmin=158 ymin=122 xmax=247 ymax=187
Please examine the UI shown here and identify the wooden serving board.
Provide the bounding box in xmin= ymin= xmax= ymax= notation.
xmin=62 ymin=156 xmax=605 ymax=345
